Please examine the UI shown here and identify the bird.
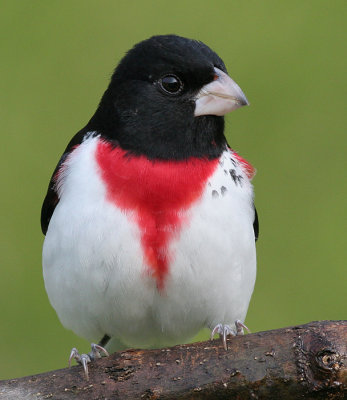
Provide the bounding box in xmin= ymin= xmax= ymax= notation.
xmin=41 ymin=34 xmax=258 ymax=379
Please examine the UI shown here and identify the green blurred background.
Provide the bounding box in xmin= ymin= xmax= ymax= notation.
xmin=1 ymin=0 xmax=345 ymax=379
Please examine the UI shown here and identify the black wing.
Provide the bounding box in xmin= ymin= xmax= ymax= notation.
xmin=253 ymin=205 xmax=259 ymax=242
xmin=41 ymin=130 xmax=87 ymax=235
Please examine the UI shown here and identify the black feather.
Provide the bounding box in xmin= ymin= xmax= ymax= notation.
xmin=253 ymin=206 xmax=259 ymax=241
xmin=41 ymin=35 xmax=255 ymax=236
xmin=41 ymin=130 xmax=89 ymax=234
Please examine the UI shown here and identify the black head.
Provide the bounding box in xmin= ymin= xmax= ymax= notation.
xmin=84 ymin=35 xmax=246 ymax=160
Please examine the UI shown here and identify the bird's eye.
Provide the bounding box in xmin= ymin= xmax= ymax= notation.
xmin=158 ymin=75 xmax=183 ymax=95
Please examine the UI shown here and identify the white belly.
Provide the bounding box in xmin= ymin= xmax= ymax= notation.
xmin=43 ymin=136 xmax=256 ymax=349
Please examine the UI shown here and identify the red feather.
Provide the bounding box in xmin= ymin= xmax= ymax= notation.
xmin=96 ymin=140 xmax=218 ymax=289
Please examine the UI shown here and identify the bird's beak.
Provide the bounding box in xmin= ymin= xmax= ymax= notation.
xmin=194 ymin=67 xmax=249 ymax=117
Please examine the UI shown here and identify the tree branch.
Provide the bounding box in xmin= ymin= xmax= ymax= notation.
xmin=0 ymin=320 xmax=346 ymax=399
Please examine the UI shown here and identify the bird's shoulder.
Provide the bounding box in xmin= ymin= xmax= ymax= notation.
xmin=223 ymin=147 xmax=259 ymax=242
xmin=41 ymin=130 xmax=96 ymax=234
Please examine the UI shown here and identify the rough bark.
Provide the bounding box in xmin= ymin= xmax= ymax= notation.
xmin=0 ymin=320 xmax=346 ymax=399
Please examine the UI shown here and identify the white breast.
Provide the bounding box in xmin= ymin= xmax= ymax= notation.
xmin=43 ymin=135 xmax=256 ymax=350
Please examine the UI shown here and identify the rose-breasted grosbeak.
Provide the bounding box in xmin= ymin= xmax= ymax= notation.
xmin=41 ymin=35 xmax=258 ymax=378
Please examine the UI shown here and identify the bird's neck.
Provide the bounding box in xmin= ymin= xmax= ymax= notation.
xmin=85 ymin=103 xmax=227 ymax=161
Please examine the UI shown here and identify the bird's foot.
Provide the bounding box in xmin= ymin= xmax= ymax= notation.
xmin=210 ymin=323 xmax=235 ymax=350
xmin=235 ymin=319 xmax=250 ymax=336
xmin=68 ymin=343 xmax=109 ymax=380
xmin=211 ymin=320 xmax=250 ymax=350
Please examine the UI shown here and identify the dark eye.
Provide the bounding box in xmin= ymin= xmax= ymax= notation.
xmin=158 ymin=75 xmax=183 ymax=95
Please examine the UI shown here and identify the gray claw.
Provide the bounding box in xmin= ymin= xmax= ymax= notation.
xmin=90 ymin=343 xmax=109 ymax=360
xmin=210 ymin=323 xmax=235 ymax=350
xmin=235 ymin=320 xmax=250 ymax=335
xmin=80 ymin=354 xmax=91 ymax=380
xmin=210 ymin=323 xmax=222 ymax=340
xmin=223 ymin=326 xmax=228 ymax=350
xmin=68 ymin=347 xmax=84 ymax=367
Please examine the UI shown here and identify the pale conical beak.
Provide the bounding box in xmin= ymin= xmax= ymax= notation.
xmin=194 ymin=67 xmax=249 ymax=117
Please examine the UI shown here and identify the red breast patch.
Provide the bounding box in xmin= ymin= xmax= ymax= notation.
xmin=95 ymin=140 xmax=219 ymax=289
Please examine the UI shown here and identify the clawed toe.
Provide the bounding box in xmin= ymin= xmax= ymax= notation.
xmin=211 ymin=320 xmax=250 ymax=350
xmin=235 ymin=319 xmax=250 ymax=335
xmin=68 ymin=343 xmax=109 ymax=380
xmin=210 ymin=323 xmax=235 ymax=350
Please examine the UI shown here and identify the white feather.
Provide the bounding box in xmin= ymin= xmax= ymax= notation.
xmin=43 ymin=135 xmax=256 ymax=350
